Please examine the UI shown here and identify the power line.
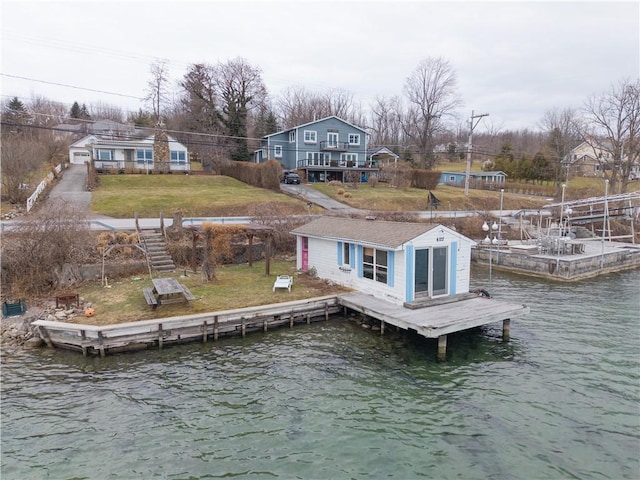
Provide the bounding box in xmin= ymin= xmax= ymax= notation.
xmin=1 ymin=73 xmax=144 ymax=100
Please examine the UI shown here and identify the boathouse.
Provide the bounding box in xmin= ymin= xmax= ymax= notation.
xmin=290 ymin=217 xmax=476 ymax=306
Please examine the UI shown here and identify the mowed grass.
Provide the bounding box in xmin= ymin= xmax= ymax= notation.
xmin=73 ymin=260 xmax=350 ymax=325
xmin=91 ymin=175 xmax=307 ymax=217
xmin=311 ymin=183 xmax=549 ymax=211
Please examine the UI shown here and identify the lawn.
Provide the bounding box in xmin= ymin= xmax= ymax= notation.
xmin=310 ymin=182 xmax=549 ymax=212
xmin=73 ymin=260 xmax=350 ymax=326
xmin=91 ymin=175 xmax=308 ymax=217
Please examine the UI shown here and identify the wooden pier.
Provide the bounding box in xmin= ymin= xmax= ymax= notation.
xmin=338 ymin=292 xmax=529 ymax=360
xmin=32 ymin=293 xmax=528 ymax=360
xmin=33 ymin=296 xmax=340 ymax=357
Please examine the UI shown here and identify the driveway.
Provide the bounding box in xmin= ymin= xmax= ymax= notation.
xmin=280 ymin=183 xmax=368 ymax=215
xmin=48 ymin=164 xmax=93 ymax=214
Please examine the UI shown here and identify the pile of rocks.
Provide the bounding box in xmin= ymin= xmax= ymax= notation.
xmin=1 ymin=300 xmax=91 ymax=349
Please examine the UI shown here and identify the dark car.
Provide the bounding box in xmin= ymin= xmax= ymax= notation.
xmin=283 ymin=172 xmax=301 ymax=184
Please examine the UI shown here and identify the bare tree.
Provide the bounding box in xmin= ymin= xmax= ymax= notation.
xmin=581 ymin=78 xmax=640 ymax=193
xmin=275 ymin=86 xmax=361 ymax=128
xmin=88 ymin=101 xmax=125 ymax=122
xmin=402 ymin=57 xmax=462 ymax=168
xmin=1 ymin=200 xmax=94 ymax=295
xmin=146 ymin=59 xmax=170 ymax=123
xmin=368 ymin=95 xmax=404 ymax=147
xmin=540 ymin=107 xmax=580 ymax=189
xmin=0 ymin=135 xmax=48 ymax=203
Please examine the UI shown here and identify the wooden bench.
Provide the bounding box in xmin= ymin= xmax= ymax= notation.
xmin=180 ymin=284 xmax=196 ymax=301
xmin=142 ymin=287 xmax=158 ymax=308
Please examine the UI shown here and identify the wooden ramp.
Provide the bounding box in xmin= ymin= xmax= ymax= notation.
xmin=338 ymin=292 xmax=529 ymax=358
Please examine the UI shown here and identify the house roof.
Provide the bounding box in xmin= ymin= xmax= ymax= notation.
xmin=366 ymin=146 xmax=399 ymax=158
xmin=439 ymin=170 xmax=507 ymax=177
xmin=263 ymin=115 xmax=367 ymax=139
xmin=291 ymin=217 xmax=441 ymax=249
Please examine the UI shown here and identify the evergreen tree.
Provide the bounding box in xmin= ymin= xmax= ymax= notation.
xmin=70 ymin=101 xmax=81 ymax=119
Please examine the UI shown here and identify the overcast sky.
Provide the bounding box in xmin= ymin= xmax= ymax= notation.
xmin=1 ymin=0 xmax=638 ymax=131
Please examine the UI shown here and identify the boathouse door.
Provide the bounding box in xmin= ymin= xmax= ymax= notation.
xmin=414 ymin=247 xmax=448 ymax=297
xmin=301 ymin=237 xmax=309 ymax=270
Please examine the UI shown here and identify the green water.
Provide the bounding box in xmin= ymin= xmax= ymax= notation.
xmin=1 ymin=269 xmax=639 ymax=479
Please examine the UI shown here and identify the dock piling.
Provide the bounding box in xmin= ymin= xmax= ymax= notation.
xmin=503 ymin=319 xmax=511 ymax=340
xmin=437 ymin=335 xmax=447 ymax=361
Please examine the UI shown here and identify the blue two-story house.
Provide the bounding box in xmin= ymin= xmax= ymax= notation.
xmin=253 ymin=116 xmax=375 ymax=182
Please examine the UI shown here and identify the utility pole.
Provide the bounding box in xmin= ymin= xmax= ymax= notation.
xmin=464 ymin=110 xmax=489 ymax=196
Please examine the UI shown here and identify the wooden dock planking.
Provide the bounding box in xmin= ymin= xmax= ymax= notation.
xmin=32 ymin=295 xmax=341 ymax=355
xmin=338 ymin=292 xmax=529 ymax=338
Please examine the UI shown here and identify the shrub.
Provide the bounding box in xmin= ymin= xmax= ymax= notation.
xmin=337 ymin=188 xmax=345 ymax=195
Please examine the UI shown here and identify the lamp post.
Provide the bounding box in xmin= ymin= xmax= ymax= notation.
xmin=482 ymin=220 xmax=499 ymax=287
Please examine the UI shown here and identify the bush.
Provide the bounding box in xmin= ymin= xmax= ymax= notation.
xmin=218 ymin=159 xmax=282 ymax=191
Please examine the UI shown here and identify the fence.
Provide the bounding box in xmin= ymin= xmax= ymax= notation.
xmin=26 ymin=164 xmax=63 ymax=212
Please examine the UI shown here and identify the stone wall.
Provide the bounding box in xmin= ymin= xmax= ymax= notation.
xmin=472 ymin=247 xmax=640 ymax=281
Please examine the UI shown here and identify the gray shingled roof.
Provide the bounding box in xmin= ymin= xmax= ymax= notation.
xmin=291 ymin=217 xmax=438 ymax=248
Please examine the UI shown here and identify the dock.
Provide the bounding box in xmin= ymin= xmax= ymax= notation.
xmin=32 ymin=293 xmax=528 ymax=360
xmin=338 ymin=292 xmax=529 ymax=359
xmin=32 ymin=296 xmax=341 ymax=357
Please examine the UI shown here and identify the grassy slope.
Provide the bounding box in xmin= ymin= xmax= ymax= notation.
xmin=91 ymin=175 xmax=307 ymax=217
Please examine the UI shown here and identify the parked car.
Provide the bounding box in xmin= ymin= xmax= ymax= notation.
xmin=283 ymin=172 xmax=301 ymax=184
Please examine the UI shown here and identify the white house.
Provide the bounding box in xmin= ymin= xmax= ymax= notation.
xmin=290 ymin=217 xmax=476 ymax=306
xmin=68 ymin=134 xmax=190 ymax=172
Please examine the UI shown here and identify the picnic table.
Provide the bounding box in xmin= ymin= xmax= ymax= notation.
xmin=142 ymin=278 xmax=195 ymax=309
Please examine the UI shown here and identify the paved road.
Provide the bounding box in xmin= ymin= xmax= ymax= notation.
xmin=1 ymin=167 xmax=528 ymax=232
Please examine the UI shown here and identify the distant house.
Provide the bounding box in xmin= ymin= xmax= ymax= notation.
xmin=54 ymin=119 xmax=139 ymax=141
xmin=563 ymin=140 xmax=639 ymax=180
xmin=438 ymin=171 xmax=506 ymax=187
xmin=253 ymin=116 xmax=374 ymax=182
xmin=290 ymin=217 xmax=475 ymax=305
xmin=68 ymin=134 xmax=190 ymax=173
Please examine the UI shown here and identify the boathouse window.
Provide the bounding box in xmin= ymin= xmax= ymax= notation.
xmin=363 ymin=247 xmax=388 ymax=284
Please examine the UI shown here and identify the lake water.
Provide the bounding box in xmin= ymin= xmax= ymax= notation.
xmin=1 ymin=268 xmax=639 ymax=479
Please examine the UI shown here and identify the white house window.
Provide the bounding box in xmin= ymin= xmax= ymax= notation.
xmin=170 ymin=150 xmax=186 ymax=164
xmin=304 ymin=130 xmax=317 ymax=143
xmin=274 ymin=145 xmax=283 ymax=158
xmin=340 ymin=153 xmax=358 ymax=166
xmin=289 ymin=131 xmax=296 ymax=143
xmin=306 ymin=152 xmax=329 ymax=166
xmin=136 ymin=149 xmax=153 ymax=164
xmin=97 ymin=149 xmax=115 ymax=161
xmin=449 ymin=175 xmax=456 ymax=182
xmin=363 ymin=247 xmax=388 ymax=284
xmin=348 ymin=133 xmax=360 ymax=146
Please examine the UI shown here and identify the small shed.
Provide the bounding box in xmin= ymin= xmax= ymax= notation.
xmin=290 ymin=217 xmax=476 ymax=305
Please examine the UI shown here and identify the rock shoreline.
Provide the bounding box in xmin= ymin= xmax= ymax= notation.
xmin=1 ymin=299 xmax=91 ymax=349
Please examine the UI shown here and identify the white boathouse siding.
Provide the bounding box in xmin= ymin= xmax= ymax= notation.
xmin=293 ymin=218 xmax=475 ymax=305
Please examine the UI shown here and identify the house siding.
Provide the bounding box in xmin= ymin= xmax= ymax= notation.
xmin=260 ymin=116 xmax=367 ymax=172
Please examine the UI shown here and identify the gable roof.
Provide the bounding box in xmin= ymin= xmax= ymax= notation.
xmin=291 ymin=217 xmax=441 ymax=249
xmin=263 ymin=115 xmax=366 ymax=139
xmin=366 ymin=146 xmax=399 ymax=158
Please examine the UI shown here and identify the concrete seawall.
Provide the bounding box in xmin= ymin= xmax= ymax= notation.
xmin=472 ymin=240 xmax=640 ymax=281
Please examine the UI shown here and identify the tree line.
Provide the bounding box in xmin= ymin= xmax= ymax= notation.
xmin=2 ymin=56 xmax=639 ymax=201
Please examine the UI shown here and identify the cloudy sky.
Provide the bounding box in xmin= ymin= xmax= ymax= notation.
xmin=1 ymin=0 xmax=638 ymax=131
